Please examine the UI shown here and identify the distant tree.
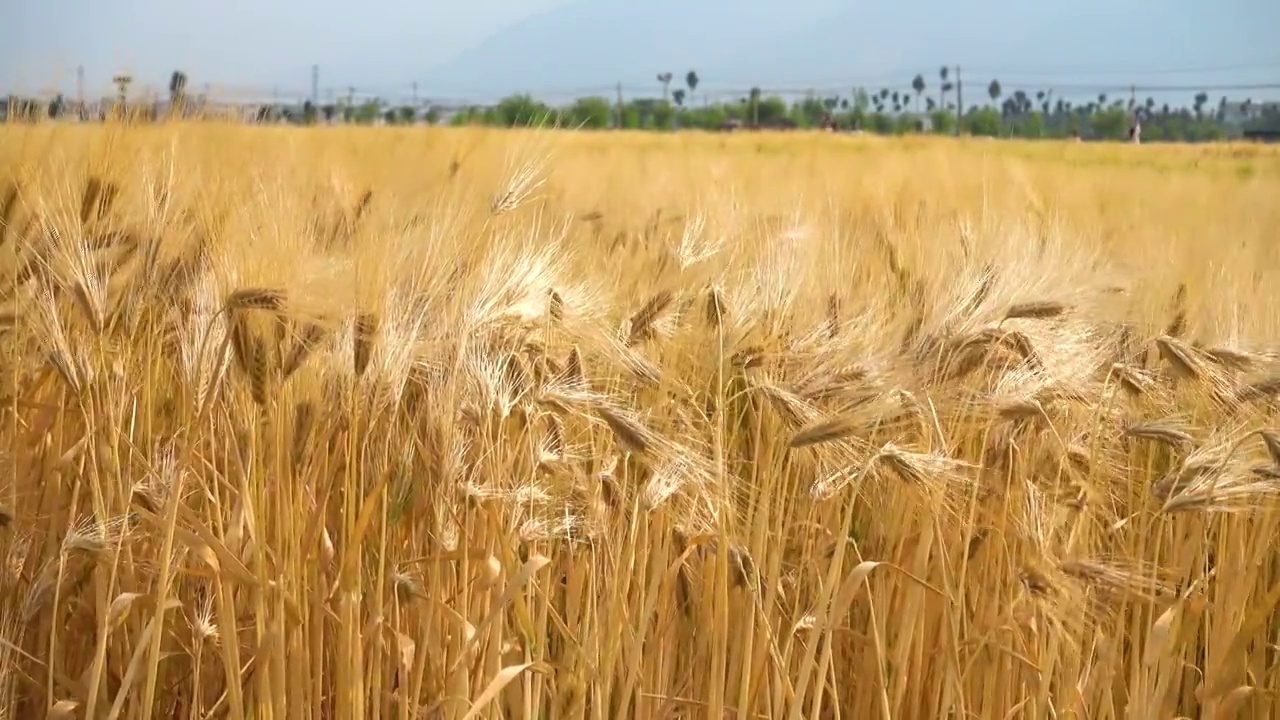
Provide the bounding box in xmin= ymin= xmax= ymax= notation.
xmin=911 ymin=74 xmax=926 ymax=112
xmin=1092 ymin=106 xmax=1129 ymax=139
xmin=927 ymin=107 xmax=953 ymax=134
xmin=756 ymin=96 xmax=787 ymax=125
xmin=1012 ymin=90 xmax=1029 ymax=114
xmin=657 ymin=72 xmax=673 ymax=102
xmin=685 ymin=71 xmax=699 ymax=104
xmin=879 ymin=88 xmax=890 ymax=101
xmin=1023 ymin=111 xmax=1045 ymax=138
xmin=1097 ymin=93 xmax=1107 ymax=106
xmin=495 ymin=93 xmax=553 ymax=127
xmin=926 ymin=97 xmax=937 ymax=112
xmin=303 ymin=100 xmax=317 ymax=125
xmin=965 ymin=107 xmax=1001 ymax=136
xmin=397 ymin=106 xmax=416 ymax=124
xmin=938 ymin=66 xmax=950 ymax=109
xmin=672 ymin=88 xmax=686 ymax=107
xmin=354 ymin=101 xmax=380 ymax=124
xmin=48 ymin=93 xmax=65 ymax=119
xmin=1193 ymin=91 xmax=1209 ymax=117
xmin=851 ymin=88 xmax=871 ymax=113
xmin=566 ymin=96 xmax=613 ymax=128
xmin=987 ymin=80 xmax=1002 ymax=104
xmin=321 ymin=104 xmax=336 ymax=123
xmin=749 ymin=86 xmax=761 ymax=125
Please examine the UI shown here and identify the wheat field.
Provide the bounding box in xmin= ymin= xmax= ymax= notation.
xmin=2 ymin=124 xmax=1280 ymax=719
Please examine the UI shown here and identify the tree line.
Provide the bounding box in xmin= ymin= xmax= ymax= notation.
xmin=6 ymin=65 xmax=1278 ymax=143
xmin=446 ymin=67 xmax=1279 ymax=142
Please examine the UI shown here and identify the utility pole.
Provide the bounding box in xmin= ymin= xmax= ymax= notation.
xmin=615 ymin=81 xmax=624 ymax=129
xmin=112 ymin=74 xmax=133 ymax=105
xmin=311 ymin=64 xmax=319 ymax=105
xmin=954 ymin=65 xmax=963 ymax=136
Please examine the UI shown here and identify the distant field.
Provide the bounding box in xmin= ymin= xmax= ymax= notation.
xmin=3 ymin=124 xmax=1280 ymax=718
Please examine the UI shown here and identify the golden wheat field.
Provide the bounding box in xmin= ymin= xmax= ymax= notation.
xmin=3 ymin=124 xmax=1280 ymax=720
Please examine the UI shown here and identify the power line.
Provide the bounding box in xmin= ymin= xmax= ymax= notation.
xmin=679 ymin=82 xmax=1280 ymax=103
xmin=36 ymin=61 xmax=1275 ymax=109
xmin=956 ymin=60 xmax=1280 ymax=78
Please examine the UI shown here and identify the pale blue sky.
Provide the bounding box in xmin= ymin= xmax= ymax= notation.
xmin=1 ymin=0 xmax=572 ymax=98
xmin=3 ymin=0 xmax=1278 ymax=107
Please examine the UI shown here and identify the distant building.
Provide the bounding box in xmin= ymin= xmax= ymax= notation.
xmin=1221 ymin=101 xmax=1280 ymax=126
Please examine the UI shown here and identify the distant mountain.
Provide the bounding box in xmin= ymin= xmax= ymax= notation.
xmin=418 ymin=0 xmax=1278 ymax=105
xmin=416 ymin=0 xmax=844 ymax=100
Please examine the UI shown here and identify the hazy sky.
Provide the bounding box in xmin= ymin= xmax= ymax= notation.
xmin=0 ymin=0 xmax=573 ymax=98
xmin=3 ymin=0 xmax=1278 ymax=105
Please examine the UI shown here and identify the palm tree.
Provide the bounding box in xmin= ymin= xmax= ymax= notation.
xmin=1193 ymin=91 xmax=1209 ymax=117
xmin=685 ymin=71 xmax=699 ymax=105
xmin=911 ymin=74 xmax=926 ymax=113
xmin=987 ymin=80 xmax=1002 ymax=104
xmin=672 ymin=88 xmax=686 ymax=107
xmin=1012 ymin=90 xmax=1028 ymax=115
xmin=657 ymin=72 xmax=673 ymax=103
xmin=938 ymin=66 xmax=950 ymax=109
